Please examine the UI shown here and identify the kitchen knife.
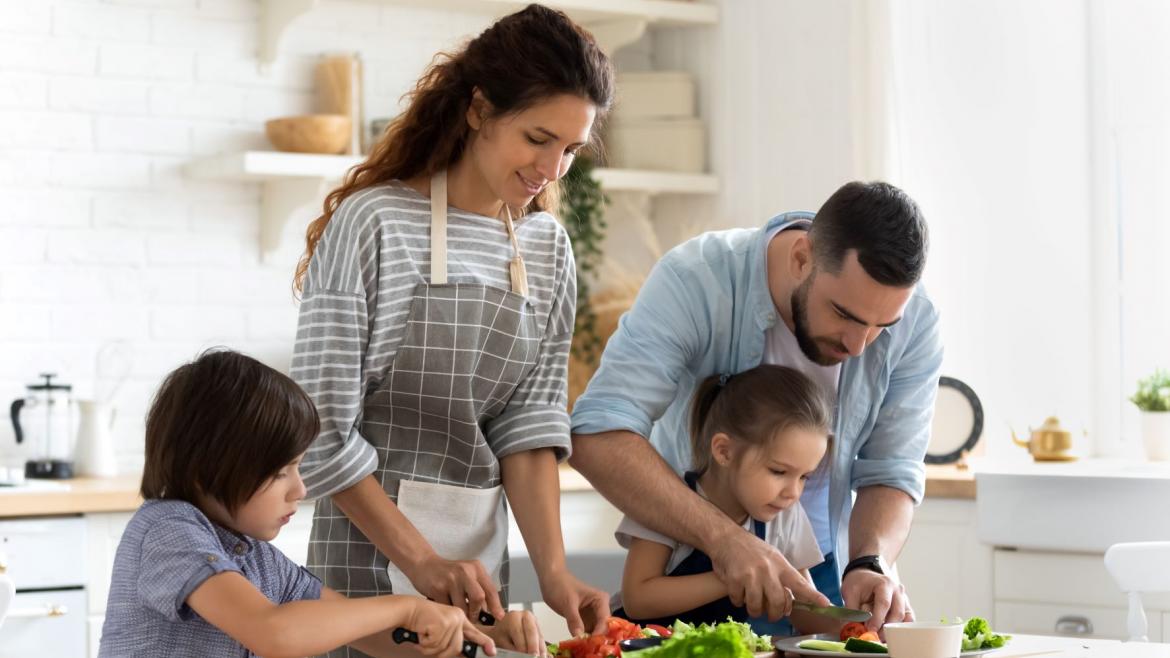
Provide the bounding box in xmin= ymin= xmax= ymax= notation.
xmin=392 ymin=627 xmax=538 ymax=658
xmin=791 ymin=600 xmax=872 ymax=622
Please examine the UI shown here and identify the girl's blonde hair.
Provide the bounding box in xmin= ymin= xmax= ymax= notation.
xmin=688 ymin=365 xmax=833 ymax=474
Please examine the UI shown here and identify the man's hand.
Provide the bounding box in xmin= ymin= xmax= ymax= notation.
xmin=538 ymin=567 xmax=610 ymax=637
xmin=841 ymin=569 xmax=914 ymax=631
xmin=709 ymin=528 xmax=829 ymax=620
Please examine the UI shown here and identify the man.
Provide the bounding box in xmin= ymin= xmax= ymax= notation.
xmin=569 ymin=181 xmax=941 ymax=631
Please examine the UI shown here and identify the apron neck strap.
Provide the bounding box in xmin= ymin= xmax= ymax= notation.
xmin=501 ymin=205 xmax=529 ymax=298
xmin=429 ymin=169 xmax=529 ymax=297
xmin=429 ymin=170 xmax=448 ymax=285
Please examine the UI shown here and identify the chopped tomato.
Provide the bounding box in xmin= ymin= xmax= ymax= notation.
xmin=840 ymin=621 xmax=869 ymax=641
xmin=553 ymin=617 xmax=644 ymax=658
xmin=645 ymin=623 xmax=673 ymax=637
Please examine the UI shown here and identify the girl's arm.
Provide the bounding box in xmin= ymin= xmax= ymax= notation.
xmin=619 ymin=537 xmax=727 ymax=620
xmin=187 ymin=574 xmax=494 ymax=658
xmin=502 ymin=448 xmax=608 ymax=638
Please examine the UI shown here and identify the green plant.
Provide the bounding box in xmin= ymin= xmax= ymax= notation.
xmin=559 ymin=157 xmax=609 ymax=365
xmin=1131 ymin=369 xmax=1170 ymax=412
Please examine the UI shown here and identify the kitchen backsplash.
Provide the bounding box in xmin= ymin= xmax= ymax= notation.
xmin=0 ymin=0 xmax=494 ymax=470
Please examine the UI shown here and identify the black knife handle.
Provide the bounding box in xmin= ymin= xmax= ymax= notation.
xmin=392 ymin=627 xmax=477 ymax=658
xmin=477 ymin=610 xmax=496 ymax=626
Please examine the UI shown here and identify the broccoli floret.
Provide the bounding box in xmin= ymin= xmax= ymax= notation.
xmin=964 ymin=617 xmax=991 ymax=639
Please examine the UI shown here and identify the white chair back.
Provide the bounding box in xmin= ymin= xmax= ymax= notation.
xmin=1104 ymin=541 xmax=1170 ymax=642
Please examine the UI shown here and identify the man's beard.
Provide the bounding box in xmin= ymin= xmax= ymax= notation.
xmin=790 ymin=278 xmax=846 ymax=366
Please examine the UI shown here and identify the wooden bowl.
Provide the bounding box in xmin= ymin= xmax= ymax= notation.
xmin=264 ymin=114 xmax=351 ymax=154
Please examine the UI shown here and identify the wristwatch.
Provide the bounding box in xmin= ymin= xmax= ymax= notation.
xmin=842 ymin=554 xmax=888 ymax=579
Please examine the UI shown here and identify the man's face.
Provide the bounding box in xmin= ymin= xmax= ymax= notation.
xmin=790 ymin=250 xmax=915 ymax=366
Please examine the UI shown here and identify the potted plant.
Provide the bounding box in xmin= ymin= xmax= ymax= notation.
xmin=1131 ymin=369 xmax=1170 ymax=461
xmin=559 ymin=157 xmax=609 ymax=368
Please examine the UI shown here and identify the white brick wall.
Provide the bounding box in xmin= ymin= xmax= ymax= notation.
xmin=0 ymin=0 xmax=492 ymax=470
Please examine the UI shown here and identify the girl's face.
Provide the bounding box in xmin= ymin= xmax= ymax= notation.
xmin=720 ymin=427 xmax=828 ymax=523
xmin=203 ymin=455 xmax=307 ymax=541
xmin=466 ymin=92 xmax=596 ymax=209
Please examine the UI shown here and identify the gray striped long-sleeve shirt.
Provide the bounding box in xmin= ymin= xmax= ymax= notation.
xmin=291 ymin=181 xmax=576 ymax=499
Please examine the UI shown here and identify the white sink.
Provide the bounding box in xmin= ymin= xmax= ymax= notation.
xmin=975 ymin=459 xmax=1170 ymax=552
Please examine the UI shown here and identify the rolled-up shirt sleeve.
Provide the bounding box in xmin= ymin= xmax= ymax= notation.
xmin=570 ymin=254 xmax=706 ymax=440
xmin=137 ymin=514 xmax=241 ymax=622
xmin=487 ymin=230 xmax=576 ymax=460
xmin=851 ymin=296 xmax=943 ymax=503
xmin=291 ymin=204 xmax=380 ymax=500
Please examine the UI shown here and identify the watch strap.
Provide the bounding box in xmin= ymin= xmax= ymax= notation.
xmin=842 ymin=554 xmax=885 ymax=578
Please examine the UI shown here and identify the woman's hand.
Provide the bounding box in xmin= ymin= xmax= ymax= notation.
xmin=406 ymin=598 xmax=497 ymax=657
xmin=485 ymin=610 xmax=546 ymax=657
xmin=538 ymin=567 xmax=610 ymax=637
xmin=406 ymin=554 xmax=508 ymax=621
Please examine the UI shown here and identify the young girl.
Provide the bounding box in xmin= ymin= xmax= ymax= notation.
xmin=98 ymin=350 xmax=542 ymax=658
xmin=290 ymin=4 xmax=615 ymax=647
xmin=611 ymin=365 xmax=832 ymax=635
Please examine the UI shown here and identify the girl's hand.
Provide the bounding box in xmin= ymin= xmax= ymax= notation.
xmin=407 ymin=598 xmax=497 ymax=657
xmin=486 ymin=610 xmax=546 ymax=657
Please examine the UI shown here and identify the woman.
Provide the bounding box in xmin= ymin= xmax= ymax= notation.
xmin=291 ymin=4 xmax=614 ymax=654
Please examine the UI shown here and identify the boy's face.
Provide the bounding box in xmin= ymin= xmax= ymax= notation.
xmin=208 ymin=454 xmax=307 ymax=541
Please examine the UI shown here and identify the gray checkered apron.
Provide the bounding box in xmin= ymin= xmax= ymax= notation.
xmin=307 ymin=172 xmax=540 ymax=656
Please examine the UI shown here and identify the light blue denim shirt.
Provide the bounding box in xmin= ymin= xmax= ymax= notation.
xmin=570 ymin=212 xmax=943 ymax=574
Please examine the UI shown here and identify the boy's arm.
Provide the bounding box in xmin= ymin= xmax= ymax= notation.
xmin=618 ymin=537 xmax=727 ymax=620
xmin=187 ymin=574 xmax=492 ymax=658
xmin=319 ymin=588 xmax=422 ymax=658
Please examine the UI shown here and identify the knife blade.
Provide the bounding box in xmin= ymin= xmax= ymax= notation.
xmin=392 ymin=627 xmax=538 ymax=658
xmin=792 ymin=601 xmax=872 ymax=622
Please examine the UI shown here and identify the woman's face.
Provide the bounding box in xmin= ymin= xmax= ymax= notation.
xmin=467 ymin=93 xmax=597 ymax=209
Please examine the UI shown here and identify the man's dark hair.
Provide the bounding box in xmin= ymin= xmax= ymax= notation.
xmin=809 ymin=181 xmax=928 ymax=286
xmin=141 ymin=349 xmax=319 ymax=514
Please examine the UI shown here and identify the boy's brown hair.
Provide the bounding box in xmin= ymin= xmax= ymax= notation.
xmin=141 ymin=349 xmax=319 ymax=514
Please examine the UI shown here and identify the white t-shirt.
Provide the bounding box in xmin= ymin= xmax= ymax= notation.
xmin=764 ymin=222 xmax=841 ymax=556
xmin=610 ymin=480 xmax=823 ymax=612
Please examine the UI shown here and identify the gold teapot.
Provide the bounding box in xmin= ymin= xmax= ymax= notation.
xmin=1012 ymin=416 xmax=1077 ymax=462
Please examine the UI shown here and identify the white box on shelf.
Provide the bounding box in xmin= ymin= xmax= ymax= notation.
xmin=614 ymin=71 xmax=695 ymax=119
xmin=605 ymin=118 xmax=706 ymax=173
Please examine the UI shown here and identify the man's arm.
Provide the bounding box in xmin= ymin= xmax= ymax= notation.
xmin=843 ymin=294 xmax=944 ymax=629
xmin=569 ymin=430 xmax=827 ymax=619
xmin=842 ymin=485 xmax=915 ymax=629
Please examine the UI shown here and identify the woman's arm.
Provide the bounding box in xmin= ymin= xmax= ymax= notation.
xmin=502 ymin=449 xmax=608 ymax=637
xmin=332 ymin=476 xmax=506 ymax=619
xmin=187 ymin=575 xmax=494 ymax=658
xmin=618 ymin=537 xmax=727 ymax=620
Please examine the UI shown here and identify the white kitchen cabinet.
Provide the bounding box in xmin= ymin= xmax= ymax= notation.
xmin=896 ymin=497 xmax=994 ymax=622
xmin=1 ymin=589 xmax=88 ymax=658
xmin=990 ymin=548 xmax=1170 ymax=640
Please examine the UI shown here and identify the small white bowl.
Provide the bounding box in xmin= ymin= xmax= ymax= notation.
xmin=883 ymin=621 xmax=964 ymax=658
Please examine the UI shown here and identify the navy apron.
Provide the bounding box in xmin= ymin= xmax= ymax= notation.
xmin=614 ymin=471 xmax=766 ymax=629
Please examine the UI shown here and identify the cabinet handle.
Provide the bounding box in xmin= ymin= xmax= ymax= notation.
xmin=6 ymin=604 xmax=69 ymax=619
xmin=1055 ymin=615 xmax=1093 ymax=635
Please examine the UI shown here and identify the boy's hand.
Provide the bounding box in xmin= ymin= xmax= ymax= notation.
xmin=484 ymin=610 xmax=546 ymax=657
xmin=408 ymin=598 xmax=497 ymax=657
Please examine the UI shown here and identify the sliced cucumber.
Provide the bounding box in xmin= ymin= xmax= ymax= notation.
xmin=796 ymin=639 xmax=848 ymax=652
xmin=843 ymin=637 xmax=889 ymax=654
